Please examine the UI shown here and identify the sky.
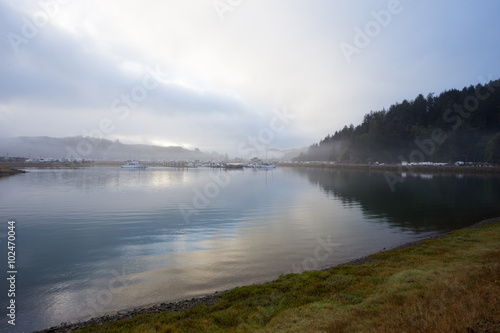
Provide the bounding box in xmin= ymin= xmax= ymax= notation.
xmin=1 ymin=0 xmax=500 ymax=157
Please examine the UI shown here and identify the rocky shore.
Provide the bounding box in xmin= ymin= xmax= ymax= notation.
xmin=36 ymin=293 xmax=223 ymax=333
xmin=34 ymin=217 xmax=500 ymax=333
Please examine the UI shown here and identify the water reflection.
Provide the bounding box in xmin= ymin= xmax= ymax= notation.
xmin=291 ymin=168 xmax=500 ymax=231
xmin=1 ymin=167 xmax=500 ymax=332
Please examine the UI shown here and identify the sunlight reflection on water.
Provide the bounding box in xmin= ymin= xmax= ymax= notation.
xmin=1 ymin=166 xmax=499 ymax=332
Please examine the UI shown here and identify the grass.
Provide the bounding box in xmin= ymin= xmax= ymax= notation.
xmin=0 ymin=165 xmax=25 ymax=177
xmin=76 ymin=222 xmax=500 ymax=332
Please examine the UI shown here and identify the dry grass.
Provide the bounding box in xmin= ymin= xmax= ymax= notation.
xmin=77 ymin=222 xmax=500 ymax=333
xmin=0 ymin=165 xmax=24 ymax=177
xmin=321 ymin=257 xmax=500 ymax=333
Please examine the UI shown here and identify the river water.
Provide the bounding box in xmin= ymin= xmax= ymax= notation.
xmin=1 ymin=166 xmax=499 ymax=332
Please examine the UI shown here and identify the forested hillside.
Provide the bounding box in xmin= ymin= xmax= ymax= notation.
xmin=296 ymin=79 xmax=500 ymax=164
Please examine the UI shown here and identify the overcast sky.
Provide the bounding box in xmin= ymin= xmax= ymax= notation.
xmin=1 ymin=0 xmax=500 ymax=157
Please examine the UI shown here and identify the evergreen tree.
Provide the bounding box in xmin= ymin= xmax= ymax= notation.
xmin=295 ymin=79 xmax=500 ymax=163
xmin=486 ymin=132 xmax=500 ymax=163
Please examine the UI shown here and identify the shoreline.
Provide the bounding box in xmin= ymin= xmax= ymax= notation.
xmin=35 ymin=216 xmax=500 ymax=333
xmin=0 ymin=166 xmax=26 ymax=177
xmin=2 ymin=161 xmax=500 ymax=175
xmin=277 ymin=162 xmax=500 ymax=175
xmin=0 ymin=162 xmax=92 ymax=169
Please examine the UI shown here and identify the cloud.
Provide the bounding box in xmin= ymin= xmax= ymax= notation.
xmin=1 ymin=0 xmax=500 ymax=156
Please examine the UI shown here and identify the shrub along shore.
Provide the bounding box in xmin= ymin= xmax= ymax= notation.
xmin=37 ymin=218 xmax=500 ymax=333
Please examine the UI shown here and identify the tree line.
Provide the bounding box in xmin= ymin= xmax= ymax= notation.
xmin=296 ymin=79 xmax=500 ymax=164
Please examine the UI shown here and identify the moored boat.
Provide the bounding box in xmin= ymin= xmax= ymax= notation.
xmin=258 ymin=162 xmax=276 ymax=169
xmin=224 ymin=163 xmax=244 ymax=169
xmin=122 ymin=161 xmax=147 ymax=169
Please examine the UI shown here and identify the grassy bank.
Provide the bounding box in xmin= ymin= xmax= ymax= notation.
xmin=0 ymin=165 xmax=25 ymax=177
xmin=73 ymin=220 xmax=500 ymax=332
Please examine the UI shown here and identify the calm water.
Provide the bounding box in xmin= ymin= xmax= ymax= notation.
xmin=1 ymin=166 xmax=499 ymax=332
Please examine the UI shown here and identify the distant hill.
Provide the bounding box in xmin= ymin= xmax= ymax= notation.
xmin=296 ymin=79 xmax=500 ymax=164
xmin=0 ymin=136 xmax=224 ymax=161
xmin=246 ymin=147 xmax=308 ymax=161
xmin=278 ymin=147 xmax=309 ymax=161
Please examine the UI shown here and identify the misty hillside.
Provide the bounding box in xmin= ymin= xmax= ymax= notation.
xmin=297 ymin=79 xmax=500 ymax=164
xmin=0 ymin=136 xmax=224 ymax=161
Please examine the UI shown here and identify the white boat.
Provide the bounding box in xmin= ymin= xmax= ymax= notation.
xmin=121 ymin=161 xmax=147 ymax=169
xmin=258 ymin=162 xmax=276 ymax=169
